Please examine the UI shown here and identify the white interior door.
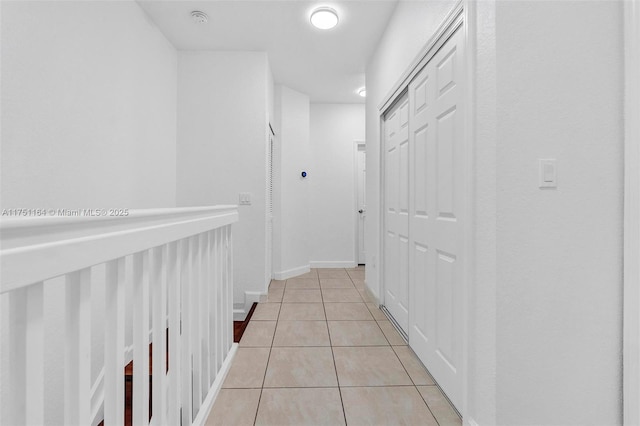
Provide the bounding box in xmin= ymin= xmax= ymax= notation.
xmin=408 ymin=26 xmax=465 ymax=409
xmin=357 ymin=144 xmax=367 ymax=264
xmin=383 ymin=93 xmax=410 ymax=333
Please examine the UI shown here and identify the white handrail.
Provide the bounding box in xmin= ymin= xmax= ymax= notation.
xmin=0 ymin=205 xmax=238 ymax=293
xmin=0 ymin=206 xmax=239 ymax=426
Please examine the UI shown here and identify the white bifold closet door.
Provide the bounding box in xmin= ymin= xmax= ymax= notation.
xmin=383 ymin=24 xmax=465 ymax=410
xmin=383 ymin=92 xmax=410 ymax=333
xmin=408 ymin=26 xmax=465 ymax=409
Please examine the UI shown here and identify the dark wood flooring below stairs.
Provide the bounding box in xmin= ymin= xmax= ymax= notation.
xmin=233 ymin=302 xmax=258 ymax=342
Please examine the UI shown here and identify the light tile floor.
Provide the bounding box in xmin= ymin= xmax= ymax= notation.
xmin=206 ymin=267 xmax=462 ymax=426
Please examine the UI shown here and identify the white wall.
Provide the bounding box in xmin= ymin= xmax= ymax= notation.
xmin=273 ymin=98 xmax=365 ymax=276
xmin=309 ymin=104 xmax=365 ymax=267
xmin=1 ymin=1 xmax=177 ymax=209
xmin=1 ymin=1 xmax=177 ymax=423
xmin=176 ymin=51 xmax=269 ymax=313
xmin=494 ymin=2 xmax=623 ymax=424
xmin=366 ymin=0 xmax=624 ymax=424
xmin=467 ymin=1 xmax=498 ymax=424
xmin=267 ymin=63 xmax=275 ymax=127
xmin=272 ymin=85 xmax=311 ymax=279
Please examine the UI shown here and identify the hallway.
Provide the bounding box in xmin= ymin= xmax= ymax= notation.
xmin=1 ymin=1 xmax=634 ymax=424
xmin=206 ymin=267 xmax=461 ymax=425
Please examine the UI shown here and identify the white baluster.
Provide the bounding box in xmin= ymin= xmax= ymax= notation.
xmin=215 ymin=229 xmax=223 ymax=370
xmin=221 ymin=227 xmax=226 ymax=354
xmin=226 ymin=226 xmax=234 ymax=352
xmin=132 ymin=251 xmax=150 ymax=426
xmin=219 ymin=228 xmax=226 ymax=355
xmin=180 ymin=238 xmax=193 ymax=425
xmin=8 ymin=283 xmax=44 ymax=425
xmin=65 ymin=269 xmax=92 ymax=425
xmin=199 ymin=232 xmax=210 ymax=394
xmin=105 ymin=258 xmax=125 ymax=426
xmin=208 ymin=230 xmax=217 ymax=383
xmin=151 ymin=246 xmax=167 ymax=425
xmin=167 ymin=241 xmax=181 ymax=425
xmin=7 ymin=289 xmax=26 ymax=426
xmin=26 ymin=283 xmax=45 ymax=425
xmin=190 ymin=236 xmax=202 ymax=412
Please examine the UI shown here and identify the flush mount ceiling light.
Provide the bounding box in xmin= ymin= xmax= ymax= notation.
xmin=310 ymin=7 xmax=339 ymax=30
xmin=191 ymin=11 xmax=208 ymax=24
xmin=358 ymin=87 xmax=367 ymax=97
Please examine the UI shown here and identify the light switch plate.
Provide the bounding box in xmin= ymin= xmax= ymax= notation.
xmin=239 ymin=192 xmax=252 ymax=205
xmin=538 ymin=159 xmax=557 ymax=188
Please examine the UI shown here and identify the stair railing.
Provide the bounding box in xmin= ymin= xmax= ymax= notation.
xmin=0 ymin=206 xmax=239 ymax=425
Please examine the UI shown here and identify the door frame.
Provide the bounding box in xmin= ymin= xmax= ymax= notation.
xmin=354 ymin=140 xmax=366 ymax=265
xmin=378 ymin=0 xmax=472 ymax=415
xmin=266 ymin=124 xmax=275 ymax=285
xmin=624 ymin=0 xmax=640 ymax=424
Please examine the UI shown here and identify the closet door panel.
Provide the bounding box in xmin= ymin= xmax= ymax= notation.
xmin=383 ymin=93 xmax=410 ymax=333
xmin=408 ymin=26 xmax=465 ymax=410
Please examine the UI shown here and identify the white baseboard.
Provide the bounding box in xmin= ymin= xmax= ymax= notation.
xmin=310 ymin=261 xmax=357 ymax=269
xmin=233 ymin=291 xmax=265 ymax=321
xmin=362 ymin=286 xmax=380 ymax=305
xmin=233 ymin=308 xmax=246 ymax=321
xmin=192 ymin=343 xmax=239 ymax=426
xmin=273 ymin=264 xmax=310 ymax=280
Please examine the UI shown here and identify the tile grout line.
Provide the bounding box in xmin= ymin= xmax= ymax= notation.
xmin=252 ymin=278 xmax=285 ymax=426
xmin=244 ymin=344 xmax=394 ymax=348
xmin=416 ymin=385 xmax=443 ymax=426
xmin=223 ymin=383 xmax=423 ymax=389
xmin=373 ymin=306 xmax=396 ymax=346
xmin=348 ymin=268 xmax=446 ymax=425
xmin=357 ymin=278 xmax=442 ymax=422
xmin=389 ymin=344 xmax=442 ymax=425
xmin=321 ymin=268 xmax=349 ymax=426
xmin=348 ymin=269 xmax=439 ymax=422
xmin=255 ymin=269 xmax=441 ymax=425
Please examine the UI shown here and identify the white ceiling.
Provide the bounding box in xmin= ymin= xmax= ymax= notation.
xmin=137 ymin=0 xmax=399 ymax=103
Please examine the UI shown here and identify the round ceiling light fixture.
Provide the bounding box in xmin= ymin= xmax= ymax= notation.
xmin=310 ymin=7 xmax=339 ymax=30
xmin=358 ymin=87 xmax=367 ymax=97
xmin=191 ymin=11 xmax=209 ymax=24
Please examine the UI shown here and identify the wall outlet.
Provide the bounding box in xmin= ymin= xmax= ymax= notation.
xmin=239 ymin=192 xmax=252 ymax=205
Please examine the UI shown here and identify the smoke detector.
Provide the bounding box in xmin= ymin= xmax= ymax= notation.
xmin=191 ymin=11 xmax=208 ymax=24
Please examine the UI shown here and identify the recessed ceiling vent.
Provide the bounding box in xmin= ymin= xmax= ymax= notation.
xmin=191 ymin=11 xmax=208 ymax=24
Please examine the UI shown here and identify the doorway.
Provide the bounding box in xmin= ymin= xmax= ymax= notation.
xmin=355 ymin=141 xmax=366 ymax=265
